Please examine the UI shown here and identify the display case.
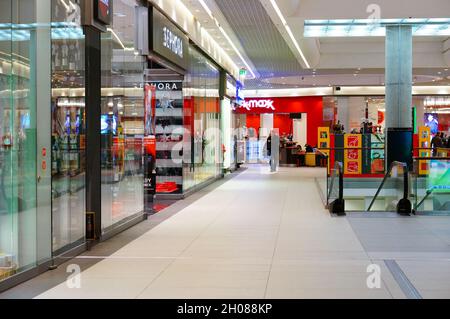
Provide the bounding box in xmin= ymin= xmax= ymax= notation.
xmin=151 ymin=81 xmax=184 ymax=194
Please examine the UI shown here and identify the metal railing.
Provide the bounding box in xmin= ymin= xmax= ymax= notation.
xmin=367 ymin=161 xmax=411 ymax=215
xmin=412 ymin=156 xmax=450 ymax=213
xmin=327 ymin=161 xmax=345 ymax=216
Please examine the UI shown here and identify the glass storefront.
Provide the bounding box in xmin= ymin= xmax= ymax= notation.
xmin=0 ymin=0 xmax=52 ymax=282
xmin=51 ymin=0 xmax=86 ymax=253
xmin=0 ymin=1 xmax=230 ymax=286
xmin=100 ymin=0 xmax=146 ymax=232
xmin=183 ymin=46 xmax=222 ymax=191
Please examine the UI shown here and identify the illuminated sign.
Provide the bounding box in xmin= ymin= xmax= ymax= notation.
xmin=151 ymin=8 xmax=188 ymax=69
xmin=240 ymin=99 xmax=276 ymax=111
xmin=151 ymin=82 xmax=182 ymax=91
xmin=163 ymin=27 xmax=183 ymax=59
xmin=236 ymin=80 xmax=245 ymax=106
xmin=95 ymin=0 xmax=111 ymax=25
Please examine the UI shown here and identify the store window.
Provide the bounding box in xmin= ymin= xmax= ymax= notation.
xmin=422 ymin=96 xmax=450 ymax=135
xmin=51 ymin=0 xmax=86 ymax=253
xmin=101 ymin=0 xmax=146 ymax=231
xmin=183 ymin=46 xmax=221 ymax=191
xmin=0 ymin=0 xmax=52 ymax=281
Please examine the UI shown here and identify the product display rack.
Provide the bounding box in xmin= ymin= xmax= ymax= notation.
xmin=151 ymin=81 xmax=184 ymax=194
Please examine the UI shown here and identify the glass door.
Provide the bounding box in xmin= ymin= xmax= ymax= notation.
xmin=50 ymin=0 xmax=86 ymax=254
xmin=0 ymin=0 xmax=53 ymax=283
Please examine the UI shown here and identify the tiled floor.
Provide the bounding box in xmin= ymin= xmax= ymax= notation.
xmin=2 ymin=165 xmax=450 ymax=299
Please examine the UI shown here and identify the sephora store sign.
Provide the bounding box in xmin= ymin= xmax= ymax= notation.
xmin=151 ymin=7 xmax=189 ymax=70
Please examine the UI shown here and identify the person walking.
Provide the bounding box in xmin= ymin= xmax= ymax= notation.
xmin=431 ymin=132 xmax=443 ymax=156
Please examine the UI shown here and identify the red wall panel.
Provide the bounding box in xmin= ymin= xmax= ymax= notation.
xmin=246 ymin=114 xmax=261 ymax=138
xmin=274 ymin=114 xmax=292 ymax=136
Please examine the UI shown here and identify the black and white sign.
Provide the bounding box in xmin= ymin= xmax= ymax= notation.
xmin=163 ymin=27 xmax=184 ymax=58
xmin=150 ymin=7 xmax=189 ymax=70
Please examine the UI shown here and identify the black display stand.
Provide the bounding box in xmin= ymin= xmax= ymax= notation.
xmin=84 ymin=26 xmax=102 ymax=239
xmin=386 ymin=128 xmax=413 ymax=171
xmin=144 ymin=154 xmax=157 ymax=216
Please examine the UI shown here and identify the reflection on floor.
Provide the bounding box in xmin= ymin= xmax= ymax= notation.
xmin=1 ymin=165 xmax=450 ymax=299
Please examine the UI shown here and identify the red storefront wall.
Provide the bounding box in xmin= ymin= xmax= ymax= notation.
xmin=246 ymin=114 xmax=261 ymax=136
xmin=274 ymin=114 xmax=293 ymax=136
xmin=235 ymin=96 xmax=323 ymax=147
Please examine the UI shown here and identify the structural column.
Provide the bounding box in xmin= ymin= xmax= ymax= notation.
xmin=384 ymin=25 xmax=414 ymax=170
xmin=385 ymin=25 xmax=413 ymax=128
xmin=84 ymin=26 xmax=102 ymax=240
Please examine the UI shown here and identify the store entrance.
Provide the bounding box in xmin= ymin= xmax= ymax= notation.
xmin=145 ymin=67 xmax=185 ymax=198
xmin=245 ymin=112 xmax=320 ymax=168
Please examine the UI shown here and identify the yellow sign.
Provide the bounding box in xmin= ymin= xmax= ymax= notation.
xmin=418 ymin=126 xmax=431 ymax=175
xmin=318 ymin=127 xmax=330 ymax=171
xmin=344 ymin=134 xmax=362 ymax=175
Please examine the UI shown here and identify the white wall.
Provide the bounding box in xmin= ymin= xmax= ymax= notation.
xmin=293 ymin=115 xmax=307 ymax=147
xmin=260 ymin=114 xmax=274 ymax=139
xmin=221 ymin=99 xmax=232 ymax=169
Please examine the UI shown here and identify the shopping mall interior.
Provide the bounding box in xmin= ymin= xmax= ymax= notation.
xmin=0 ymin=0 xmax=449 ymax=301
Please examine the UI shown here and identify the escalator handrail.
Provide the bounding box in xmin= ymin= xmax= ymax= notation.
xmin=327 ymin=161 xmax=343 ymax=205
xmin=415 ymin=188 xmax=434 ymax=211
xmin=367 ymin=161 xmax=408 ymax=212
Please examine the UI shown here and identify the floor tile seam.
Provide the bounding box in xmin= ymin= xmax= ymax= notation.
xmin=4 ymin=170 xmax=248 ymax=299
xmin=43 ymin=172 xmax=245 ymax=299
xmin=263 ymin=182 xmax=291 ymax=299
xmin=135 ymin=188 xmax=242 ymax=299
xmin=344 ymin=216 xmax=401 ymax=299
xmin=383 ymin=259 xmax=423 ymax=299
xmin=415 ymin=220 xmax=450 ymax=246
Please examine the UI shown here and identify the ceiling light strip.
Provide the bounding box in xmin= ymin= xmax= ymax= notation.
xmin=197 ymin=0 xmax=257 ymax=79
xmin=269 ymin=0 xmax=311 ymax=69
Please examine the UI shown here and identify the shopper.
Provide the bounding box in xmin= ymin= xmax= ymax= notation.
xmin=431 ymin=132 xmax=443 ymax=156
xmin=305 ymin=144 xmax=314 ymax=153
xmin=267 ymin=135 xmax=272 ymax=166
